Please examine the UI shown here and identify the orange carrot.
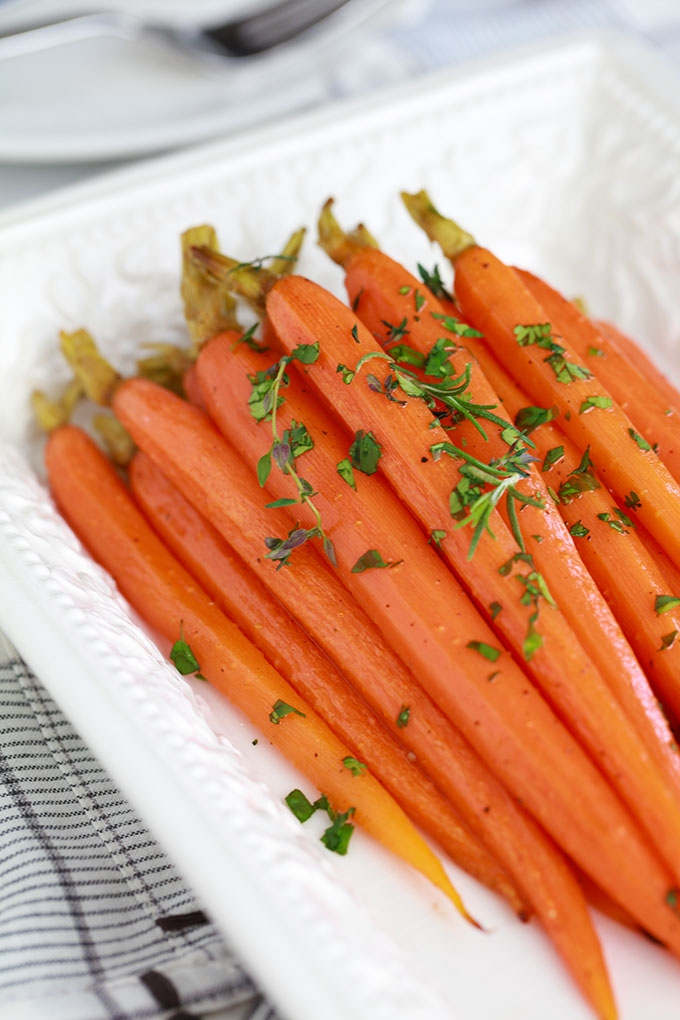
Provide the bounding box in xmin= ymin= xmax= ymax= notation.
xmin=595 ymin=318 xmax=680 ymax=412
xmin=400 ymin=190 xmax=680 ymax=577
xmin=129 ymin=447 xmax=524 ymax=912
xmin=464 ymin=321 xmax=680 ymax=730
xmin=516 ymin=268 xmax=680 ymax=486
xmin=264 ymin=272 xmax=680 ymax=903
xmin=452 ymin=251 xmax=680 ymax=575
xmin=332 ymin=242 xmax=680 ymax=794
xmin=260 ymin=278 xmax=680 ymax=958
xmin=114 ymin=376 xmax=623 ymax=1016
xmin=45 ymin=423 xmax=468 ymax=912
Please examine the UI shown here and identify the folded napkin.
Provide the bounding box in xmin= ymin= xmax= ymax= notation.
xmin=0 ymin=630 xmax=279 ymax=1020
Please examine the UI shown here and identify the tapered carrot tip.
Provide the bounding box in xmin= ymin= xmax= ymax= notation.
xmin=401 ymin=189 xmax=475 ymax=261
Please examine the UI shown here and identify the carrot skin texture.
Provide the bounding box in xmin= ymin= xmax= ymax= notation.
xmin=452 ymin=245 xmax=680 ymax=572
xmin=463 ymin=330 xmax=680 ymax=732
xmin=595 ymin=318 xmax=680 ymax=412
xmin=44 ymin=424 xmax=469 ymax=908
xmin=115 ymin=376 xmax=622 ymax=1018
xmin=342 ymin=247 xmax=662 ymax=748
xmin=263 ymin=276 xmax=680 ymax=959
xmin=516 ymin=268 xmax=680 ymax=487
xmin=129 ymin=448 xmax=523 ymax=912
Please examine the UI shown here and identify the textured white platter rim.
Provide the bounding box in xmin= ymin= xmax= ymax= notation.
xmin=1 ymin=31 xmax=680 ymax=1020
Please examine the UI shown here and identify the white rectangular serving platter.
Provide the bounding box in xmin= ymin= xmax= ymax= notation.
xmin=1 ymin=30 xmax=680 ymax=1020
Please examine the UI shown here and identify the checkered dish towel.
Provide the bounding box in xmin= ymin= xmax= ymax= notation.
xmin=0 ymin=630 xmax=279 ymax=1020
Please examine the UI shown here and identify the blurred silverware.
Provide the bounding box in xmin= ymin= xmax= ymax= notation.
xmin=0 ymin=0 xmax=395 ymax=61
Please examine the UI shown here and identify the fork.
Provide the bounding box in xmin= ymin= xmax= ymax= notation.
xmin=0 ymin=0 xmax=395 ymax=62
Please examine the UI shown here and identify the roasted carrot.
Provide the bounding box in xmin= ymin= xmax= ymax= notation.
xmin=317 ymin=207 xmax=674 ymax=757
xmin=45 ymin=423 xmax=468 ymax=912
xmin=114 ymin=376 xmax=625 ymax=1017
xmin=516 ymin=268 xmax=680 ymax=486
xmin=253 ymin=281 xmax=680 ymax=959
xmin=595 ymin=318 xmax=680 ymax=412
xmin=264 ymin=271 xmax=680 ymax=903
xmin=464 ymin=322 xmax=680 ymax=729
xmin=322 ymin=237 xmax=680 ymax=796
xmin=401 ymin=190 xmax=680 ymax=574
xmin=129 ymin=448 xmax=524 ymax=912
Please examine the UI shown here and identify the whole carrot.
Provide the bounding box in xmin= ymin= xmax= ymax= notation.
xmin=115 ymin=375 xmax=622 ymax=1016
xmin=255 ymin=283 xmax=680 ymax=956
xmin=323 ymin=236 xmax=680 ymax=797
xmin=465 ymin=321 xmax=680 ymax=733
xmin=264 ymin=270 xmax=680 ymax=905
xmin=317 ymin=206 xmax=668 ymax=768
xmin=129 ymin=448 xmax=524 ymax=912
xmin=45 ymin=423 xmax=469 ymax=913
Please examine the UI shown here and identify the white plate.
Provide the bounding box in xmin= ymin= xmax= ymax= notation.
xmin=1 ymin=31 xmax=680 ymax=1020
xmin=0 ymin=0 xmax=403 ymax=162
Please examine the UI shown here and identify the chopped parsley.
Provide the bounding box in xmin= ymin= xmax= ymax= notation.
xmin=349 ymin=430 xmax=383 ymax=476
xmin=396 ymin=705 xmax=410 ymax=728
xmin=342 ymin=756 xmax=367 ymax=776
xmin=170 ymin=624 xmax=206 ymax=680
xmin=284 ymin=790 xmax=356 ymax=855
xmin=655 ymin=595 xmax=680 ymax=616
xmin=351 ymin=549 xmax=403 ymax=573
xmin=514 ymin=323 xmax=592 ymax=384
xmin=541 ymin=445 xmax=565 ymax=472
xmin=467 ymin=640 xmax=501 ymax=663
xmin=579 ymin=395 xmax=613 ymax=415
xmin=269 ymin=699 xmax=307 ymax=725
xmin=628 ymin=428 xmax=652 ymax=452
xmin=660 ymin=631 xmax=678 ymax=652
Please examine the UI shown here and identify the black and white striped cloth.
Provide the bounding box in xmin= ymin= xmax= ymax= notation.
xmin=0 ymin=630 xmax=279 ymax=1020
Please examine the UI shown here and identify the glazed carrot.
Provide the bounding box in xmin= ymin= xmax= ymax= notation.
xmin=316 ymin=207 xmax=673 ymax=763
xmin=44 ymin=424 xmax=467 ymax=912
xmin=260 ymin=279 xmax=680 ymax=956
xmin=465 ymin=324 xmax=680 ymax=729
xmin=595 ymin=318 xmax=680 ymax=412
xmin=114 ymin=379 xmax=636 ymax=1015
xmin=114 ymin=377 xmax=625 ymax=1016
xmin=264 ymin=271 xmax=680 ymax=900
xmin=325 ymin=239 xmax=680 ymax=792
xmin=129 ymin=448 xmax=524 ymax=912
xmin=402 ymin=192 xmax=680 ymax=573
xmin=516 ymin=268 xmax=680 ymax=486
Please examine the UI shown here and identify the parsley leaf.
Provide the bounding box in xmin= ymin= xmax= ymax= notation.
xmin=655 ymin=595 xmax=680 ymax=616
xmin=169 ymin=623 xmax=206 ymax=680
xmin=321 ymin=808 xmax=355 ymax=855
xmin=351 ymin=549 xmax=402 ymax=573
xmin=514 ymin=404 xmax=559 ymax=434
xmin=628 ymin=428 xmax=652 ymax=452
xmin=541 ymin=445 xmax=564 ymax=472
xmin=336 ymin=458 xmax=356 ymax=489
xmin=396 ymin=705 xmax=410 ymax=728
xmin=269 ymin=699 xmax=307 ymax=725
xmin=342 ymin=756 xmax=367 ymax=776
xmin=579 ymin=395 xmax=613 ymax=415
xmin=467 ymin=640 xmax=501 ymax=663
xmin=349 ymin=430 xmax=382 ymax=475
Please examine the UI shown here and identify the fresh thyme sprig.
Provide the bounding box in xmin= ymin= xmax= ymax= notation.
xmin=430 ymin=441 xmax=544 ymax=558
xmin=249 ymin=345 xmax=336 ymax=569
xmin=337 ymin=347 xmax=508 ymax=439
